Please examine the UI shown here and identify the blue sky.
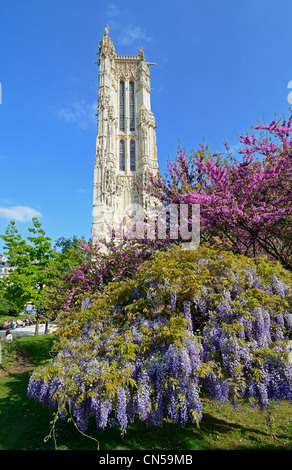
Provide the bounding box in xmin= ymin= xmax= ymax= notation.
xmin=0 ymin=0 xmax=291 ymax=251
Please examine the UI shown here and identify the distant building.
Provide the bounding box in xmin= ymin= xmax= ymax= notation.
xmin=0 ymin=253 xmax=16 ymax=279
xmin=23 ymin=301 xmax=36 ymax=314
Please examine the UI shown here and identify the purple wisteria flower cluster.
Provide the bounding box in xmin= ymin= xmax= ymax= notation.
xmin=28 ymin=314 xmax=203 ymax=434
xmin=27 ymin=246 xmax=292 ymax=435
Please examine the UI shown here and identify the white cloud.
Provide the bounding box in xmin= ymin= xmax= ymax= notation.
xmin=105 ymin=4 xmax=152 ymax=46
xmin=107 ymin=3 xmax=120 ymax=18
xmin=56 ymin=100 xmax=96 ymax=129
xmin=0 ymin=206 xmax=43 ymax=222
xmin=105 ymin=3 xmax=120 ymax=31
xmin=119 ymin=25 xmax=152 ymax=46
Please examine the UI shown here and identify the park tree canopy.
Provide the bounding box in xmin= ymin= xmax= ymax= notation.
xmin=0 ymin=219 xmax=87 ymax=332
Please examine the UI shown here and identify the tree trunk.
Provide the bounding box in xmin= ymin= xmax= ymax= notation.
xmin=34 ymin=318 xmax=40 ymax=336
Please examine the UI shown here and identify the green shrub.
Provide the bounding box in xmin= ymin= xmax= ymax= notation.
xmin=0 ymin=298 xmax=19 ymax=316
xmin=0 ymin=336 xmax=18 ymax=370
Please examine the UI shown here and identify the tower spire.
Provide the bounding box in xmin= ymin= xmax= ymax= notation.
xmin=98 ymin=24 xmax=116 ymax=64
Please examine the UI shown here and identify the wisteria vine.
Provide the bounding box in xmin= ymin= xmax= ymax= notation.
xmin=28 ymin=245 xmax=292 ymax=435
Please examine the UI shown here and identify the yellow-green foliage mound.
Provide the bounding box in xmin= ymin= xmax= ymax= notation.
xmin=28 ymin=244 xmax=292 ymax=435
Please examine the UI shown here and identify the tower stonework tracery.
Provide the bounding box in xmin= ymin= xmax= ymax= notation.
xmin=92 ymin=25 xmax=159 ymax=243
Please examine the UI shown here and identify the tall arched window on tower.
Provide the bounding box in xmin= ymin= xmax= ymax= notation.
xmin=130 ymin=140 xmax=136 ymax=171
xmin=119 ymin=140 xmax=125 ymax=171
xmin=129 ymin=81 xmax=135 ymax=131
xmin=119 ymin=81 xmax=125 ymax=132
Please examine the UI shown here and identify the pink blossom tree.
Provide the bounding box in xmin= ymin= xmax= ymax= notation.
xmin=144 ymin=113 xmax=292 ymax=271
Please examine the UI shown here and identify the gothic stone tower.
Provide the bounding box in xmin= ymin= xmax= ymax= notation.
xmin=92 ymin=25 xmax=159 ymax=243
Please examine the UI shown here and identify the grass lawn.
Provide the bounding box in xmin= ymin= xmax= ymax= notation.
xmin=0 ymin=334 xmax=291 ymax=451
